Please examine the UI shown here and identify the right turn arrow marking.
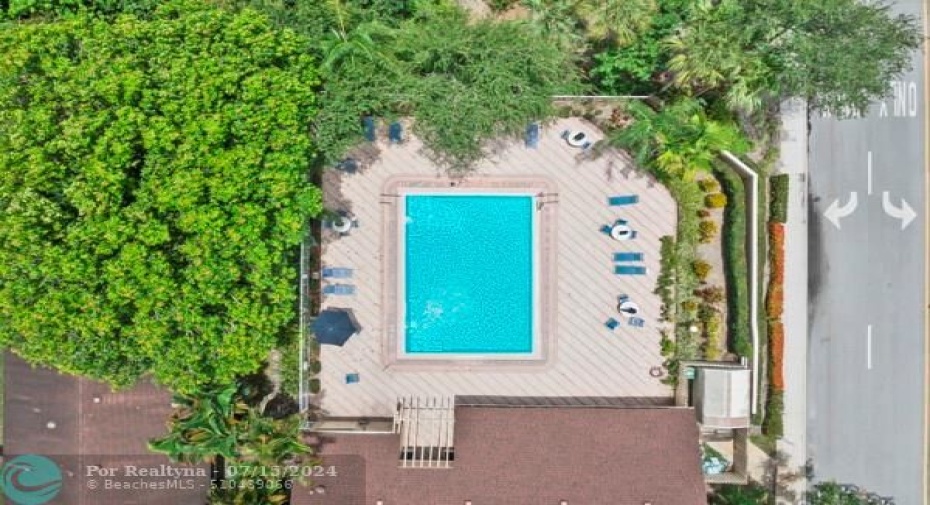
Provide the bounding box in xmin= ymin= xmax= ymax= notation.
xmin=882 ymin=191 xmax=917 ymax=230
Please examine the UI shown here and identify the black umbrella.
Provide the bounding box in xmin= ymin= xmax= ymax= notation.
xmin=312 ymin=308 xmax=361 ymax=346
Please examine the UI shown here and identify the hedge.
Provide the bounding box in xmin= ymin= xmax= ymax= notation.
xmin=763 ymin=390 xmax=784 ymax=437
xmin=770 ymin=322 xmax=785 ymax=390
xmin=770 ymin=174 xmax=789 ymax=223
xmin=713 ymin=165 xmax=751 ymax=357
xmin=767 ymin=222 xmax=786 ymax=319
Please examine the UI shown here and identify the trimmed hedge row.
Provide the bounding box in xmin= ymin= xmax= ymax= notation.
xmin=713 ymin=165 xmax=752 ymax=357
xmin=770 ymin=173 xmax=789 ymax=223
xmin=763 ymin=390 xmax=784 ymax=437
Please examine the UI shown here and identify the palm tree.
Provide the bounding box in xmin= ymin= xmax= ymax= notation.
xmin=610 ymin=98 xmax=748 ymax=181
xmin=319 ymin=0 xmax=399 ymax=77
xmin=521 ymin=0 xmax=585 ymax=53
xmin=149 ymin=383 xmax=246 ymax=464
xmin=574 ymin=0 xmax=657 ymax=46
xmin=663 ymin=0 xmax=775 ymax=113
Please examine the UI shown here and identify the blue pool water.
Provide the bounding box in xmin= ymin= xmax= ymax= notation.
xmin=404 ymin=194 xmax=534 ymax=354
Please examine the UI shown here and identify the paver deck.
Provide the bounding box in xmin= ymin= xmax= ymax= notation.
xmin=319 ymin=118 xmax=677 ymax=417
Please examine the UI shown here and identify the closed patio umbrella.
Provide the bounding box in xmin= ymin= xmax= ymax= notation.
xmin=312 ymin=308 xmax=360 ymax=346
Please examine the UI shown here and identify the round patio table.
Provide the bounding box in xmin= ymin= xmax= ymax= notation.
xmin=333 ymin=217 xmax=353 ymax=234
xmin=618 ymin=300 xmax=640 ymax=317
xmin=610 ymin=223 xmax=633 ymax=241
xmin=566 ymin=131 xmax=589 ymax=147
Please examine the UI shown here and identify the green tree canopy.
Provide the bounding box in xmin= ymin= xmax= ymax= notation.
xmin=665 ymin=0 xmax=923 ymax=113
xmin=0 ymin=1 xmax=323 ymax=392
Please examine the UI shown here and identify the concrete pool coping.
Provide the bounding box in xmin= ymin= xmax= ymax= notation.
xmin=380 ymin=175 xmax=559 ymax=371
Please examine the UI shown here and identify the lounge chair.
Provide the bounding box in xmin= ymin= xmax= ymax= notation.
xmin=614 ymin=218 xmax=628 ymax=226
xmin=613 ymin=252 xmax=644 ymax=262
xmin=560 ymin=129 xmax=570 ymax=140
xmin=525 ymin=122 xmax=540 ymax=148
xmin=608 ymin=195 xmax=639 ymax=206
xmin=628 ymin=230 xmax=638 ymax=239
xmin=388 ymin=121 xmax=403 ymax=144
xmin=322 ymin=267 xmax=353 ymax=279
xmin=362 ymin=116 xmax=376 ymax=142
xmin=618 ymin=294 xmax=630 ymax=304
xmin=615 ymin=265 xmax=647 ymax=275
xmin=600 ymin=224 xmax=613 ymax=235
xmin=629 ymin=317 xmax=645 ymax=328
xmin=337 ymin=158 xmax=359 ymax=174
xmin=605 ymin=318 xmax=620 ymax=330
xmin=345 ymin=373 xmax=360 ymax=384
xmin=323 ymin=284 xmax=356 ymax=295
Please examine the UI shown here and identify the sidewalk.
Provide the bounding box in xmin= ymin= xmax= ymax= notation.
xmin=776 ymin=98 xmax=810 ymax=496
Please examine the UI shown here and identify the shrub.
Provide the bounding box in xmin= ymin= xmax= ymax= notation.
xmin=309 ymin=360 xmax=322 ymax=374
xmin=698 ymin=178 xmax=721 ymax=193
xmin=699 ymin=220 xmax=718 ymax=243
xmin=697 ymin=209 xmax=710 ymax=218
xmin=681 ymin=299 xmax=699 ymax=313
xmin=703 ymin=311 xmax=723 ymax=361
xmin=705 ymin=192 xmax=728 ymax=208
xmin=692 ymin=259 xmax=712 ymax=281
xmin=767 ymin=222 xmax=786 ymax=319
xmin=763 ymin=390 xmax=784 ymax=437
xmin=695 ymin=285 xmax=725 ymax=305
xmin=770 ymin=173 xmax=789 ymax=223
xmin=309 ymin=379 xmax=321 ymax=394
xmin=714 ymin=164 xmax=751 ymax=358
xmin=770 ymin=321 xmax=785 ymax=390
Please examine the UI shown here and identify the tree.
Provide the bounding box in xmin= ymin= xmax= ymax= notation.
xmin=609 ymin=98 xmax=748 ymax=181
xmin=574 ymin=0 xmax=657 ymax=46
xmin=150 ymin=380 xmax=316 ymax=505
xmin=710 ymin=483 xmax=769 ymax=505
xmin=807 ymin=481 xmax=888 ymax=505
xmin=0 ymin=1 xmax=323 ymax=392
xmin=394 ymin=8 xmax=583 ymax=169
xmin=665 ymin=0 xmax=923 ymax=114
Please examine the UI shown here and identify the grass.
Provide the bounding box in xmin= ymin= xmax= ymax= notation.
xmin=279 ymin=327 xmax=301 ymax=400
xmin=713 ymin=163 xmax=751 ymax=358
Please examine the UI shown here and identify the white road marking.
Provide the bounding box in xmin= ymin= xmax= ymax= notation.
xmin=867 ymin=325 xmax=873 ymax=370
xmin=867 ymin=151 xmax=873 ymax=195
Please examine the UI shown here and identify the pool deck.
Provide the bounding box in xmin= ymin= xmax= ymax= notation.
xmin=319 ymin=117 xmax=678 ymax=418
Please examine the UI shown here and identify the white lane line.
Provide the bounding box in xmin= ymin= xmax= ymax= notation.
xmin=867 ymin=151 xmax=873 ymax=196
xmin=867 ymin=324 xmax=873 ymax=370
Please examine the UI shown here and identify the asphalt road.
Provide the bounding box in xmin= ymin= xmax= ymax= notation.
xmin=807 ymin=1 xmax=928 ymax=503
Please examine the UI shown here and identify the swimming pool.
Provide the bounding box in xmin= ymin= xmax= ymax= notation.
xmin=402 ymin=194 xmax=536 ymax=355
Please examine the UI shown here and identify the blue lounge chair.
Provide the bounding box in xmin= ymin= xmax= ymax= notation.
xmin=615 ymin=265 xmax=647 ymax=275
xmin=614 ymin=218 xmax=628 ymax=226
xmin=345 ymin=373 xmax=360 ymax=384
xmin=525 ymin=122 xmax=540 ymax=148
xmin=606 ymin=318 xmax=620 ymax=330
xmin=323 ymin=284 xmax=356 ymax=295
xmin=629 ymin=317 xmax=645 ymax=328
xmin=337 ymin=158 xmax=359 ymax=174
xmin=322 ymin=267 xmax=353 ymax=279
xmin=600 ymin=224 xmax=613 ymax=235
xmin=362 ymin=116 xmax=376 ymax=142
xmin=388 ymin=121 xmax=403 ymax=144
xmin=613 ymin=252 xmax=644 ymax=262
xmin=628 ymin=230 xmax=638 ymax=239
xmin=608 ymin=195 xmax=639 ymax=206
xmin=618 ymin=294 xmax=630 ymax=304
xmin=560 ymin=129 xmax=570 ymax=140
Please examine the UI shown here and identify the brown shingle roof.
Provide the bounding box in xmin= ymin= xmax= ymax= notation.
xmin=296 ymin=406 xmax=707 ymax=505
xmin=4 ymin=353 xmax=209 ymax=504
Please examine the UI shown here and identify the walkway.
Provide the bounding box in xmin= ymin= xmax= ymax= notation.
xmin=777 ymin=98 xmax=810 ymax=495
